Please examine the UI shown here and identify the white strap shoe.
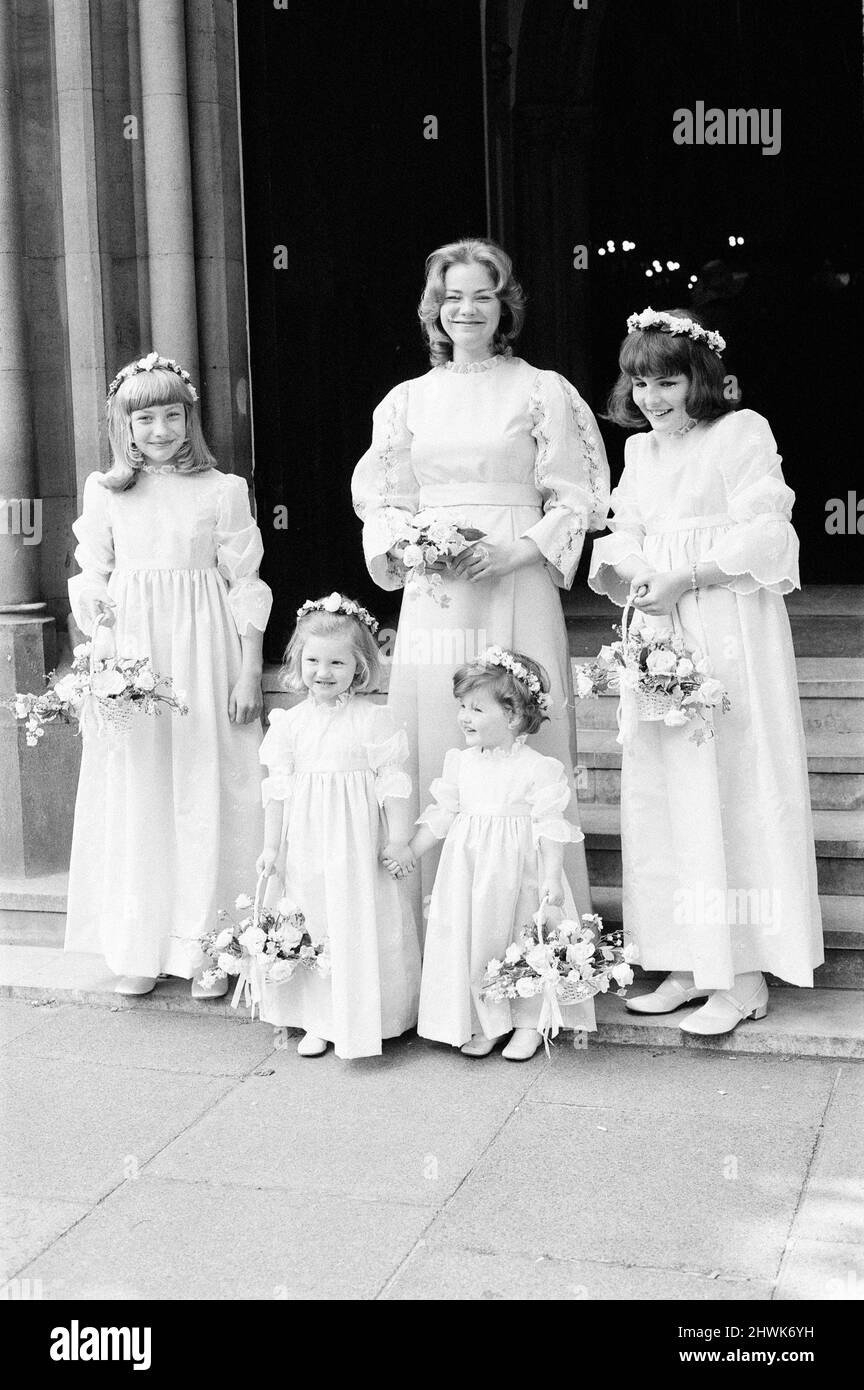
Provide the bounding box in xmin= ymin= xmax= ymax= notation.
xmin=297 ymin=1033 xmax=329 ymax=1057
xmin=460 ymin=1034 xmax=498 ymax=1057
xmin=114 ymin=976 xmax=157 ymax=996
xmin=679 ymin=978 xmax=769 ymax=1036
xmin=625 ymin=972 xmax=711 ymax=1015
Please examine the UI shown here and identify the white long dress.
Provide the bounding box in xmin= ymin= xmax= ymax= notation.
xmin=588 ymin=408 xmax=823 ymax=989
xmin=65 ymin=467 xmax=272 ymax=978
xmin=255 ymin=694 xmax=421 ymax=1059
xmin=417 ymin=740 xmax=597 ymax=1045
xmin=351 ymin=353 xmax=610 ymax=916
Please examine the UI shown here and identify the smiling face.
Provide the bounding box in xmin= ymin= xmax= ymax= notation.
xmin=630 ymin=372 xmax=691 ymax=434
xmin=300 ymin=634 xmax=358 ymax=702
xmin=457 ymin=682 xmax=516 ymax=750
xmin=439 ymin=261 xmax=501 ymax=363
xmin=130 ymin=402 xmax=187 ymax=463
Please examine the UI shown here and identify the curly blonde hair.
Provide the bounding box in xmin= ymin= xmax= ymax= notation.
xmin=280 ymin=609 xmax=383 ymax=695
xmin=418 ymin=237 xmax=526 ymax=366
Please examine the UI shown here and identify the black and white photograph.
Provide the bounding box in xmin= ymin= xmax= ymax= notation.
xmin=0 ymin=0 xmax=862 ymax=1333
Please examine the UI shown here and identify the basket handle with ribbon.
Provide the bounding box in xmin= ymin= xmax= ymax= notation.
xmin=229 ymin=871 xmax=270 ymax=1017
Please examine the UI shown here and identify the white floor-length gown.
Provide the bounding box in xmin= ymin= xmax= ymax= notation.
xmin=352 ymin=353 xmax=610 ymax=916
xmin=254 ymin=693 xmax=421 ymax=1058
xmin=589 ymin=408 xmax=823 ymax=988
xmin=65 ymin=466 xmax=272 ymax=978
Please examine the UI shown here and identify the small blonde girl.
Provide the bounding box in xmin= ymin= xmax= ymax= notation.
xmin=394 ymin=649 xmax=596 ymax=1062
xmin=255 ymin=594 xmax=421 ymax=1058
xmin=65 ymin=352 xmax=272 ymax=997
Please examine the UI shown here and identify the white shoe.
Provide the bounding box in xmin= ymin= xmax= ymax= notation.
xmin=625 ymin=971 xmax=711 ymax=1015
xmin=191 ymin=974 xmax=229 ymax=1000
xmin=460 ymin=1034 xmax=497 ymax=1057
xmin=679 ymin=977 xmax=769 ymax=1036
xmin=114 ymin=976 xmax=157 ymax=996
xmin=501 ymin=1028 xmax=543 ymax=1062
xmin=297 ymin=1033 xmax=329 ymax=1057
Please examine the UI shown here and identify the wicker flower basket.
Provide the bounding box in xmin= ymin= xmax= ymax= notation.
xmin=621 ymin=599 xmax=677 ymax=723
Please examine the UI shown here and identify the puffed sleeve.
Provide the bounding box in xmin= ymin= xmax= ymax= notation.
xmin=588 ymin=441 xmax=647 ymax=607
xmin=527 ymin=756 xmax=585 ymax=848
xmin=259 ymin=709 xmax=295 ymax=807
xmin=363 ymin=703 xmax=412 ymax=805
xmin=703 ymin=412 xmax=800 ymax=594
xmin=416 ymin=747 xmax=462 ymax=839
xmin=351 ymin=380 xmax=419 ymax=590
xmin=68 ymin=471 xmax=115 ymax=634
xmin=526 ymin=370 xmax=610 ymax=589
xmin=214 ymin=473 xmax=273 ymax=635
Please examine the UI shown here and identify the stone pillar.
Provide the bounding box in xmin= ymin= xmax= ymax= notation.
xmin=138 ymin=0 xmax=200 ymax=378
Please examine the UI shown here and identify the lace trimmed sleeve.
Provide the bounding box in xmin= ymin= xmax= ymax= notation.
xmin=704 ymin=412 xmax=800 ymax=594
xmin=351 ymin=380 xmax=419 ymax=591
xmin=214 ymin=473 xmax=273 ymax=635
xmin=526 ymin=371 xmax=610 ymax=589
xmin=416 ymin=747 xmax=462 ymax=839
xmin=363 ymin=703 xmax=412 ymax=806
xmin=526 ymin=756 xmax=584 ymax=848
xmin=259 ymin=709 xmax=296 ymax=808
xmin=68 ymin=472 xmax=116 ymax=634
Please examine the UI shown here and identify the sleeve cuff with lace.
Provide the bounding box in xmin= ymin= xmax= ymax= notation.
xmin=68 ymin=573 xmax=115 ymax=635
xmin=705 ymin=476 xmax=800 ymax=595
xmin=227 ymin=578 xmax=273 ymax=636
xmin=361 ymin=508 xmax=414 ymax=591
xmin=527 ymin=770 xmax=584 ymax=847
xmin=261 ymin=769 xmax=294 ymax=808
xmin=416 ymin=764 xmax=460 ymax=838
xmin=523 ymin=507 xmax=589 ymax=590
xmin=365 ymin=725 xmax=412 ymax=804
xmin=588 ymin=530 xmax=647 ymax=606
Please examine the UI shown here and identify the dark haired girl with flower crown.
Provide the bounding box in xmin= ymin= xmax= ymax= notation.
xmin=254 ymin=596 xmax=420 ymax=1058
xmin=390 ymin=649 xmax=595 ymax=1063
xmin=590 ymin=310 xmax=822 ymax=1035
xmin=65 ymin=354 xmax=272 ymax=998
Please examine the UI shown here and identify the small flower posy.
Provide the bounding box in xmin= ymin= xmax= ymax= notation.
xmin=481 ymin=646 xmax=553 ymax=713
xmin=106 ymin=351 xmax=199 ymax=404
xmin=296 ymin=591 xmax=380 ymax=635
xmin=626 ymin=307 xmax=726 ymax=357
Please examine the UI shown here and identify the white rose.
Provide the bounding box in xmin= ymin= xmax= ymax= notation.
xmin=133 ymin=669 xmax=157 ymax=692
xmin=695 ymin=677 xmax=725 ymax=707
xmin=238 ymin=925 xmax=267 ymax=955
xmin=575 ymin=670 xmax=595 ymax=699
xmin=213 ymin=927 xmax=235 ymax=952
xmin=515 ymin=977 xmax=539 ymax=998
xmin=73 ymin=642 xmax=92 ymax=660
xmin=567 ymin=941 xmax=595 ymax=964
xmin=663 ymin=709 xmax=690 ymax=727
xmin=217 ymin=951 xmax=241 ymax=975
xmin=281 ymin=925 xmax=304 ymax=950
xmin=525 ymin=944 xmax=551 ymax=973
xmin=611 ymin=963 xmax=634 ymax=988
xmin=266 ymin=959 xmax=296 ymax=983
xmin=91 ymin=668 xmax=127 ymax=696
xmin=675 ymin=658 xmax=694 ymax=678
xmin=402 ymin=544 xmax=424 ymax=569
xmin=646 ymin=648 xmax=677 ymax=676
xmin=486 ymin=958 xmax=503 ymax=976
xmin=13 ymin=696 xmax=31 ymax=718
xmin=321 ymin=591 xmax=343 ymax=612
xmin=504 ymin=943 xmax=522 ymax=964
xmin=695 ymin=657 xmax=712 ymax=675
xmin=234 ymin=893 xmax=253 ymax=910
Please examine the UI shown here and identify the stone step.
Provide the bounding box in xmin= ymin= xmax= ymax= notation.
xmin=563 ymin=587 xmax=864 ymax=658
xmin=575 ymin=727 xmax=864 ymax=811
xmin=0 ymin=944 xmax=860 ymax=1059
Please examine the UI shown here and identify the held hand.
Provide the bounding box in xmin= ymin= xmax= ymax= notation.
xmin=630 ymin=570 xmax=690 ymax=616
xmin=450 ymin=540 xmax=535 ymax=583
xmin=627 ymin=566 xmax=659 ymax=600
xmin=92 ymin=599 xmax=117 ymax=630
xmin=381 ymin=841 xmax=416 ymax=879
xmin=229 ymin=672 xmax=264 ymax=725
xmin=255 ymin=848 xmax=278 ymax=878
xmin=540 ymin=881 xmax=565 ymax=909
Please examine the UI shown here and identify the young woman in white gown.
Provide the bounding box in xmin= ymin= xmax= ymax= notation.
xmin=352 ymin=238 xmax=609 ymax=918
xmin=66 ymin=354 xmax=272 ymax=997
xmin=589 ymin=309 xmax=823 ymax=1034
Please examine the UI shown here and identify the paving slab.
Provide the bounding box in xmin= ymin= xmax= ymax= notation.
xmin=381 ymin=1242 xmax=773 ymax=1301
xmin=146 ymin=1035 xmax=540 ymax=1206
xmin=791 ymin=1068 xmax=864 ymax=1246
xmin=531 ymin=1044 xmax=840 ymax=1125
xmin=774 ymin=1238 xmax=864 ymax=1301
xmin=0 ymin=999 xmax=66 ymax=1046
xmin=427 ymin=1101 xmax=817 ymax=1281
xmin=0 ymin=1056 xmax=236 ymax=1204
xmin=18 ymin=1176 xmax=435 ymax=1301
xmin=0 ymin=1193 xmax=90 ymax=1283
xmin=0 ymin=1004 xmax=277 ymax=1078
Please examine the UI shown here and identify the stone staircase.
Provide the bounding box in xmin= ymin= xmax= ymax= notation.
xmin=566 ymin=586 xmax=864 ymax=993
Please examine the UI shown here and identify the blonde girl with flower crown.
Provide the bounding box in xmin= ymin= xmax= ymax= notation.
xmin=589 ymin=309 xmax=822 ymax=1035
xmin=254 ymin=594 xmax=421 ymax=1058
xmin=389 ymin=649 xmax=596 ymax=1062
xmin=66 ymin=352 xmax=272 ymax=997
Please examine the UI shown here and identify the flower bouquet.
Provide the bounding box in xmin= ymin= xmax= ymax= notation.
xmin=394 ymin=509 xmax=486 ymax=607
xmin=5 ymin=630 xmax=188 ymax=745
xmin=197 ymin=884 xmax=329 ymax=1017
xmin=480 ymin=904 xmax=636 ymax=1051
xmin=574 ymin=599 xmax=730 ymax=746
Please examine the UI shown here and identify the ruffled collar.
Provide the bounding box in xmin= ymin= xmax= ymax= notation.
xmin=139 ymin=463 xmax=180 ymax=475
xmin=305 ymin=689 xmax=354 ymax=713
xmin=443 ymin=353 xmax=508 ymax=374
xmin=474 ymin=734 xmax=528 ymax=759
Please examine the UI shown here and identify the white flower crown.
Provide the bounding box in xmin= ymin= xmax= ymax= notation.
xmin=107 ymin=351 xmax=199 ymax=404
xmin=296 ymin=591 xmax=380 ymax=635
xmin=626 ymin=308 xmax=726 ymax=356
xmin=481 ymin=646 xmax=552 ymax=712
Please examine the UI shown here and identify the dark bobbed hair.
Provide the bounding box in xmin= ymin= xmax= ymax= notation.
xmin=418 ymin=237 xmax=526 ymax=366
xmin=605 ymin=308 xmax=736 ymax=430
xmin=453 ymin=651 xmax=551 ymax=737
xmin=280 ymin=609 xmax=382 ymax=695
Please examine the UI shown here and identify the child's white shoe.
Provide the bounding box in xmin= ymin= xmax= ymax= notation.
xmin=114 ymin=976 xmax=157 ymax=996
xmin=460 ymin=1034 xmax=497 ymax=1057
xmin=624 ymin=971 xmax=710 ymax=1014
xmin=679 ymin=976 xmax=769 ymax=1036
xmin=501 ymin=1028 xmax=543 ymax=1062
xmin=191 ymin=974 xmax=229 ymax=999
xmin=297 ymin=1032 xmax=329 ymax=1057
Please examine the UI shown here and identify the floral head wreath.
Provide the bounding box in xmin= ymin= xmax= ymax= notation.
xmin=107 ymin=351 xmax=199 ymax=405
xmin=481 ymin=646 xmax=552 ymax=713
xmin=626 ymin=308 xmax=726 ymax=357
xmin=296 ymin=591 xmax=380 ymax=635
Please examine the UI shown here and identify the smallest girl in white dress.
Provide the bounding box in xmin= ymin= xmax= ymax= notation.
xmin=255 ymin=594 xmax=421 ymax=1059
xmin=399 ymin=649 xmax=596 ymax=1061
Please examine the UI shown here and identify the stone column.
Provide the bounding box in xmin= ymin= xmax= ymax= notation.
xmin=138 ymin=0 xmax=200 ymax=378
